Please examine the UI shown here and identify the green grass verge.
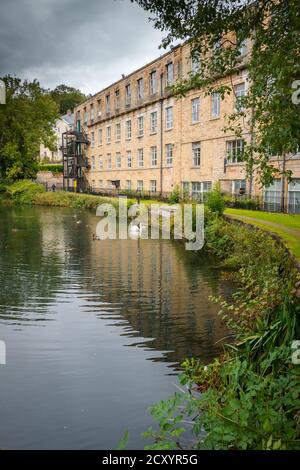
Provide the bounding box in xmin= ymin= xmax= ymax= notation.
xmin=225 ymin=208 xmax=300 ymax=259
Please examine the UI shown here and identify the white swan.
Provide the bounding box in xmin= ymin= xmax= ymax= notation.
xmin=128 ymin=222 xmax=144 ymax=238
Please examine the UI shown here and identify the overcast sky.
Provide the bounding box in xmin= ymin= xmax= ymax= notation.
xmin=0 ymin=0 xmax=166 ymax=95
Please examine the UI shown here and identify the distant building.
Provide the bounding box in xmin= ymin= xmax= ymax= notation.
xmin=40 ymin=110 xmax=74 ymax=162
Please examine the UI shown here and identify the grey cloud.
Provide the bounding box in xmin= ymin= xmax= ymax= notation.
xmin=0 ymin=0 xmax=164 ymax=94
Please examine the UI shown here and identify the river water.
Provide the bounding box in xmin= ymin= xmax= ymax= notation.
xmin=0 ymin=205 xmax=231 ymax=449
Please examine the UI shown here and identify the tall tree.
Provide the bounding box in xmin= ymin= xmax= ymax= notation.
xmin=50 ymin=84 xmax=86 ymax=115
xmin=0 ymin=76 xmax=58 ymax=180
xmin=133 ymin=0 xmax=300 ymax=185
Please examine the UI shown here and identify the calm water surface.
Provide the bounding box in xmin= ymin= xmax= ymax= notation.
xmin=0 ymin=205 xmax=231 ymax=449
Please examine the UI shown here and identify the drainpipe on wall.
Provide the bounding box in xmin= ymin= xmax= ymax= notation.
xmin=160 ymin=73 xmax=164 ymax=196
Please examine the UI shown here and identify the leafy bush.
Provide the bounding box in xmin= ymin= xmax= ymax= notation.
xmin=37 ymin=164 xmax=63 ymax=174
xmin=224 ymin=195 xmax=260 ymax=210
xmin=206 ymin=183 xmax=225 ymax=216
xmin=144 ymin=216 xmax=300 ymax=450
xmin=168 ymin=185 xmax=181 ymax=204
xmin=5 ymin=180 xmax=45 ymax=203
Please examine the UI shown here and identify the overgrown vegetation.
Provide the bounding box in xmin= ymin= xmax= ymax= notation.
xmin=0 ymin=180 xmax=131 ymax=211
xmin=0 ymin=76 xmax=58 ymax=180
xmin=143 ymin=216 xmax=300 ymax=450
xmin=37 ymin=164 xmax=63 ymax=174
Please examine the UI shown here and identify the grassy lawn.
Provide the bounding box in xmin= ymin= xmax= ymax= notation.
xmin=225 ymin=208 xmax=300 ymax=259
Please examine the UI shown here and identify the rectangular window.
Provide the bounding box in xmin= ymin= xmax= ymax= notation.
xmin=115 ymin=89 xmax=120 ymax=110
xmin=166 ymin=143 xmax=173 ymax=166
xmin=191 ymin=54 xmax=200 ymax=74
xmin=115 ymin=123 xmax=121 ymax=142
xmin=226 ymin=139 xmax=244 ymax=163
xmin=212 ymin=92 xmax=220 ymax=118
xmin=165 ymin=106 xmax=173 ymax=129
xmin=238 ymin=40 xmax=247 ymax=57
xmin=126 ymin=119 xmax=131 ymax=139
xmin=150 ymin=111 xmax=158 ymax=133
xmin=151 ymin=146 xmax=157 ymax=166
xmin=127 ymin=151 xmax=132 ymax=168
xmin=191 ymin=181 xmax=211 ymax=200
xmin=166 ymin=62 xmax=174 ymax=86
xmin=90 ymin=105 xmax=95 ymax=123
xmin=84 ymin=110 xmax=89 ymax=125
xmin=150 ymin=71 xmax=157 ymax=95
xmin=192 ymin=142 xmax=201 ymax=167
xmin=125 ymin=84 xmax=131 ymax=106
xmin=191 ymin=98 xmax=200 ymax=123
xmin=91 ymin=131 xmax=95 ymax=148
xmin=150 ymin=180 xmax=157 ymax=193
xmin=97 ymin=99 xmax=101 ymax=117
xmin=98 ymin=128 xmax=102 ymax=145
xmin=106 ymin=126 xmax=111 ymax=144
xmin=137 ymin=78 xmax=144 ymax=100
xmin=232 ymin=179 xmax=246 ymax=195
xmin=107 ymin=154 xmax=112 ymax=169
xmin=138 ymin=116 xmax=144 ymax=137
xmin=99 ymin=180 xmax=103 ymax=188
xmin=137 ymin=180 xmax=143 ymax=191
xmin=288 ymin=180 xmax=300 ymax=214
xmin=106 ymin=94 xmax=110 ymax=113
xmin=91 ymin=155 xmax=95 ymax=170
xmin=116 ymin=152 xmax=121 ymax=168
xmin=234 ymin=82 xmax=246 ymax=111
xmin=126 ymin=180 xmax=132 ymax=190
xmin=99 ymin=157 xmax=103 ymax=169
xmin=264 ymin=180 xmax=282 ymax=212
xmin=138 ymin=148 xmax=144 ymax=167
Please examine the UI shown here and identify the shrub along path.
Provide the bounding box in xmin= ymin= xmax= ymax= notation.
xmin=225 ymin=208 xmax=300 ymax=260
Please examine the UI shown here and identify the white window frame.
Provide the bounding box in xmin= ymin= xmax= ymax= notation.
xmin=137 ymin=180 xmax=143 ymax=191
xmin=116 ymin=152 xmax=121 ymax=168
xmin=192 ymin=142 xmax=201 ymax=167
xmin=151 ymin=146 xmax=157 ymax=166
xmin=126 ymin=119 xmax=131 ymax=140
xmin=138 ymin=148 xmax=144 ymax=167
xmin=150 ymin=71 xmax=157 ymax=95
xmin=150 ymin=180 xmax=157 ymax=193
xmin=138 ymin=116 xmax=144 ymax=137
xmin=150 ymin=111 xmax=158 ymax=133
xmin=166 ymin=62 xmax=174 ymax=86
xmin=191 ymin=98 xmax=200 ymax=123
xmin=166 ymin=143 xmax=173 ymax=166
xmin=226 ymin=139 xmax=244 ymax=163
xmin=165 ymin=106 xmax=173 ymax=130
xmin=107 ymin=155 xmax=112 ymax=169
xmin=115 ymin=123 xmax=121 ymax=142
xmin=234 ymin=82 xmax=246 ymax=111
xmin=127 ymin=151 xmax=132 ymax=168
xmin=211 ymin=92 xmax=220 ymax=118
xmin=137 ymin=78 xmax=144 ymax=100
xmin=125 ymin=84 xmax=131 ymax=106
xmin=105 ymin=94 xmax=110 ymax=113
xmin=106 ymin=125 xmax=111 ymax=144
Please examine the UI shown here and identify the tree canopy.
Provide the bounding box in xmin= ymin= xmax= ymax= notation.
xmin=50 ymin=84 xmax=86 ymax=115
xmin=0 ymin=76 xmax=58 ymax=180
xmin=133 ymin=0 xmax=300 ymax=185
